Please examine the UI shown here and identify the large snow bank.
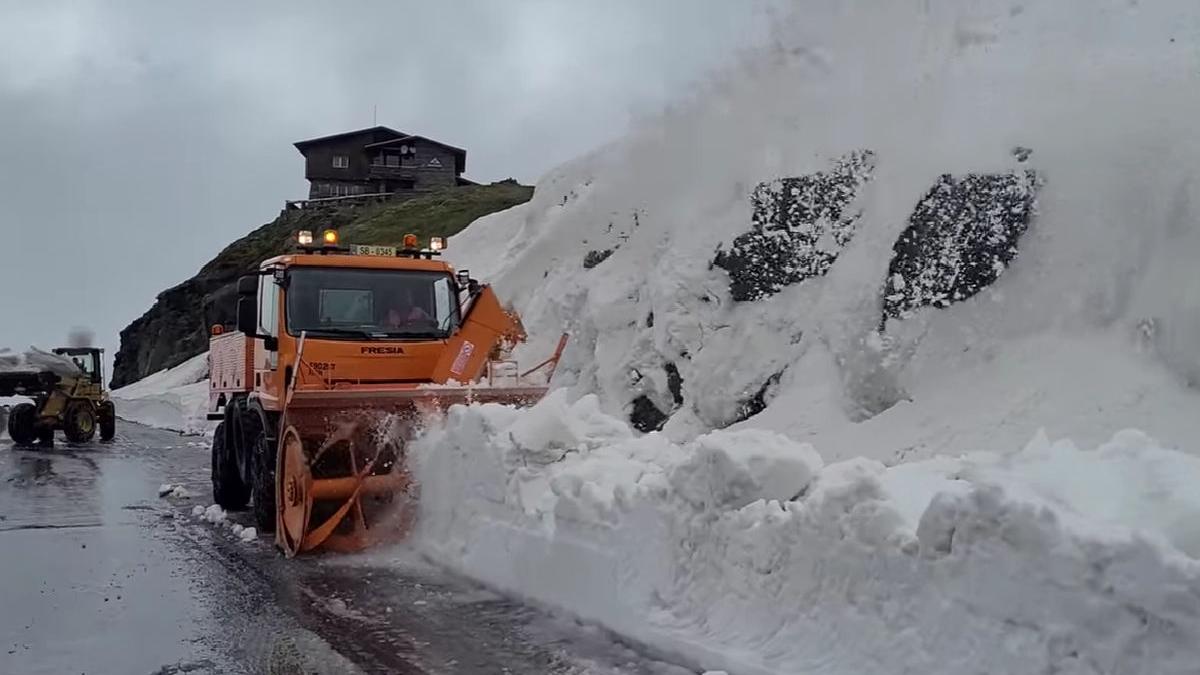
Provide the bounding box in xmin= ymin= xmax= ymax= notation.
xmin=111 ymin=352 xmax=212 ymax=435
xmin=412 ymin=396 xmax=1200 ymax=675
xmin=416 ymin=5 xmax=1200 ymax=669
xmin=444 ymin=0 xmax=1200 ymax=462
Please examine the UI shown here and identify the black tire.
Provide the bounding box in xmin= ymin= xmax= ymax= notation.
xmin=252 ymin=432 xmax=277 ymax=533
xmin=212 ymin=421 xmax=251 ymax=510
xmin=7 ymin=403 xmax=37 ymax=445
xmin=98 ymin=401 xmax=116 ymax=442
xmin=63 ymin=400 xmax=97 ymax=443
xmin=37 ymin=426 xmax=54 ymax=447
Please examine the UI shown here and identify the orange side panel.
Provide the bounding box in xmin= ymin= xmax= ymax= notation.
xmin=430 ymin=285 xmax=517 ymax=384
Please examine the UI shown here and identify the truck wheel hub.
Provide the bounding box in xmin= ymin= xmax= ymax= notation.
xmin=286 ymin=477 xmax=300 ymax=506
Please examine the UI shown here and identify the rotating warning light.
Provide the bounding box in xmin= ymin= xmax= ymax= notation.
xmin=403 ymin=233 xmax=418 ymax=248
xmin=322 ymin=229 xmax=339 ymax=246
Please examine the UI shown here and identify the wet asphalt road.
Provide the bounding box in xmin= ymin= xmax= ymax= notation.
xmin=0 ymin=423 xmax=693 ymax=675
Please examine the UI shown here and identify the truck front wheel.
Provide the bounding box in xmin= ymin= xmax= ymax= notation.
xmin=252 ymin=432 xmax=277 ymax=534
xmin=212 ymin=421 xmax=251 ymax=509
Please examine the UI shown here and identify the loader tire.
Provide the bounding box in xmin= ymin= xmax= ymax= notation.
xmin=212 ymin=422 xmax=251 ymax=510
xmin=98 ymin=402 xmax=116 ymax=442
xmin=7 ymin=403 xmax=37 ymax=446
xmin=252 ymin=432 xmax=277 ymax=534
xmin=63 ymin=400 xmax=97 ymax=443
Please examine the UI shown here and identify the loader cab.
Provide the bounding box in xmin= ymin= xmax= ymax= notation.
xmin=52 ymin=347 xmax=103 ymax=385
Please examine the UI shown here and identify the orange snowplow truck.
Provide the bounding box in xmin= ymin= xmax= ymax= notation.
xmin=207 ymin=229 xmax=566 ymax=557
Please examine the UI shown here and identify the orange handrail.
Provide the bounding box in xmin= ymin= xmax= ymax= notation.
xmin=520 ymin=333 xmax=570 ymax=381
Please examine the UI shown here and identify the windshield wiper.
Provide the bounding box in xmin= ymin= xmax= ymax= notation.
xmin=375 ymin=330 xmax=443 ymax=339
xmin=297 ymin=328 xmax=378 ymax=339
xmin=298 ymin=327 xmax=444 ymax=340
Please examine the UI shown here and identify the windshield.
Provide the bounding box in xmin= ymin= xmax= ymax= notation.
xmin=285 ymin=267 xmax=459 ymax=339
xmin=69 ymin=354 xmax=95 ymax=376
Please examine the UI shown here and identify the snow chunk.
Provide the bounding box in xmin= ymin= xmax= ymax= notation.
xmin=201 ymin=504 xmax=226 ymax=524
xmin=670 ymin=428 xmax=823 ymax=511
xmin=157 ymin=483 xmax=192 ymax=499
xmin=958 ymin=428 xmax=1200 ymax=557
xmin=507 ymin=391 xmax=634 ymax=464
xmin=239 ymin=526 xmax=257 ymax=543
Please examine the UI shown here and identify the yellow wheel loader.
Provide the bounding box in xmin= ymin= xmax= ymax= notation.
xmin=1 ymin=348 xmax=116 ymax=446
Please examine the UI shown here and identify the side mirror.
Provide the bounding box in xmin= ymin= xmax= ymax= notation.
xmin=237 ymin=275 xmax=258 ymax=296
xmin=236 ymin=297 xmax=258 ymax=336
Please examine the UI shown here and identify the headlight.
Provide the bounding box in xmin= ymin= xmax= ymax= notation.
xmin=430 ymin=237 xmax=445 ymax=251
xmin=297 ymin=230 xmax=314 ymax=245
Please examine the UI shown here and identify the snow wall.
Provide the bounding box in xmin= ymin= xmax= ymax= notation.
xmin=412 ymin=2 xmax=1200 ymax=674
xmin=412 ymin=396 xmax=1200 ymax=675
xmin=444 ymin=0 xmax=1200 ymax=463
xmin=110 ymin=352 xmax=212 ymax=436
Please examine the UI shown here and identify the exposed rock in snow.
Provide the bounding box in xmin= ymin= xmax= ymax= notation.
xmin=713 ymin=150 xmax=875 ymax=302
xmin=882 ymin=170 xmax=1041 ymax=323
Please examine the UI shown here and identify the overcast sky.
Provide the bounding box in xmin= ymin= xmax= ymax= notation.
xmin=0 ymin=0 xmax=775 ymax=373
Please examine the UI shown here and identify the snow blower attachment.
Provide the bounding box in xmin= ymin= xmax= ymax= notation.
xmin=207 ymin=230 xmax=566 ymax=557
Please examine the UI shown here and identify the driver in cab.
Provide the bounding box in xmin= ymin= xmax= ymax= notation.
xmin=384 ymin=288 xmax=432 ymax=329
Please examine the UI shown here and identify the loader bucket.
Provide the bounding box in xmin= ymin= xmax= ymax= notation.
xmin=275 ymin=385 xmax=547 ymax=557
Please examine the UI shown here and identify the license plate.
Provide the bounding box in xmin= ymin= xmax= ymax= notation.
xmin=351 ymin=244 xmax=396 ymax=257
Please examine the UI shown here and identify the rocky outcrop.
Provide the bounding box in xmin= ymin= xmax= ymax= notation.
xmin=713 ymin=150 xmax=875 ymax=302
xmin=882 ymin=169 xmax=1041 ymax=323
